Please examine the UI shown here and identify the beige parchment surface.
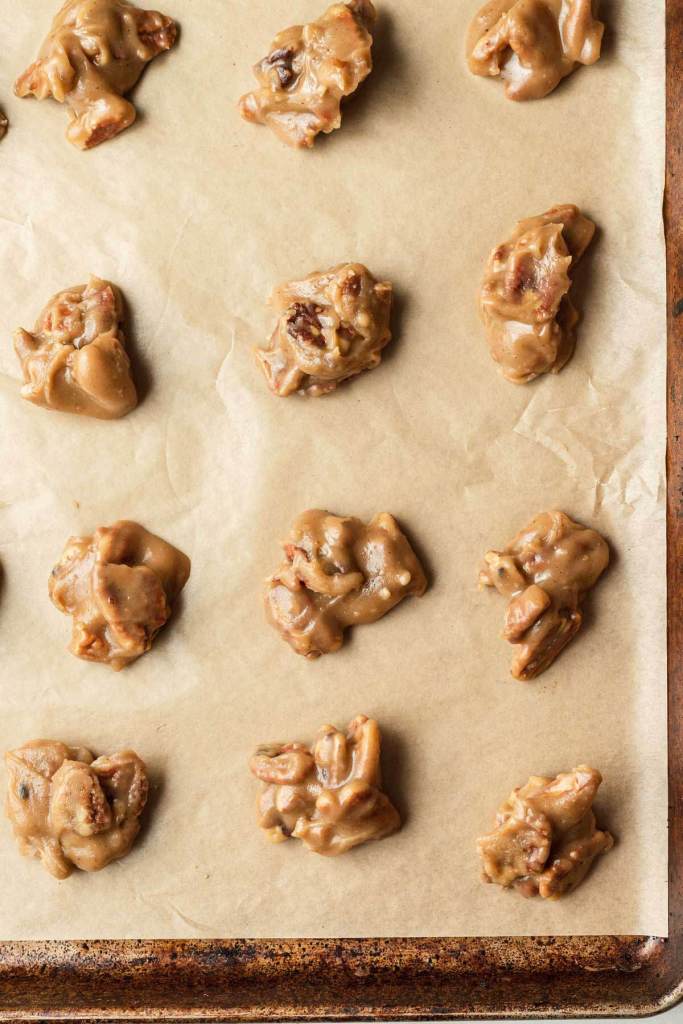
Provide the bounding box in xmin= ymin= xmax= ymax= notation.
xmin=0 ymin=0 xmax=667 ymax=938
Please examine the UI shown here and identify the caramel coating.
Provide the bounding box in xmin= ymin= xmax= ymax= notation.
xmin=480 ymin=510 xmax=609 ymax=680
xmin=478 ymin=765 xmax=613 ymax=898
xmin=466 ymin=0 xmax=604 ymax=101
xmin=479 ymin=204 xmax=595 ymax=384
xmin=49 ymin=520 xmax=191 ymax=670
xmin=5 ymin=740 xmax=148 ymax=879
xmin=265 ymin=510 xmax=427 ymax=658
xmin=239 ymin=0 xmax=375 ymax=148
xmin=14 ymin=0 xmax=177 ymax=149
xmin=14 ymin=276 xmax=138 ymax=419
xmin=256 ymin=263 xmax=393 ymax=397
xmin=250 ymin=715 xmax=400 ymax=855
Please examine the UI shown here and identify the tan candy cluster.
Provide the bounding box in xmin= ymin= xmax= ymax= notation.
xmin=478 ymin=765 xmax=613 ymax=898
xmin=480 ymin=510 xmax=609 ymax=679
xmin=239 ymin=0 xmax=375 ymax=148
xmin=265 ymin=509 xmax=427 ymax=658
xmin=15 ymin=0 xmax=177 ymax=149
xmin=5 ymin=740 xmax=148 ymax=878
xmin=14 ymin=276 xmax=137 ymax=419
xmin=49 ymin=520 xmax=191 ymax=670
xmin=250 ymin=715 xmax=400 ymax=855
xmin=479 ymin=204 xmax=595 ymax=384
xmin=256 ymin=262 xmax=393 ymax=397
xmin=467 ymin=0 xmax=604 ymax=101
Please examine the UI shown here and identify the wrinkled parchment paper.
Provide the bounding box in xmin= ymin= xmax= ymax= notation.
xmin=0 ymin=0 xmax=667 ymax=938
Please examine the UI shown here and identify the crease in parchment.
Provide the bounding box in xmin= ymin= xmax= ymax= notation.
xmin=0 ymin=214 xmax=34 ymax=233
xmin=135 ymin=892 xmax=217 ymax=935
xmin=148 ymin=213 xmax=192 ymax=343
xmin=215 ymin=319 xmax=248 ymax=405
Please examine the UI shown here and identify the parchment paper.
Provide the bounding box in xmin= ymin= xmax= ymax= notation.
xmin=0 ymin=0 xmax=667 ymax=938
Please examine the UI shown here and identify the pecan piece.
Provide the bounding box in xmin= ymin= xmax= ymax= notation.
xmin=267 ymin=46 xmax=297 ymax=87
xmin=286 ymin=303 xmax=326 ymax=348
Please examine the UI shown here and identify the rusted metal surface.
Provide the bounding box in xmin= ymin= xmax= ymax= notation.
xmin=0 ymin=934 xmax=675 ymax=1020
xmin=0 ymin=4 xmax=681 ymax=1020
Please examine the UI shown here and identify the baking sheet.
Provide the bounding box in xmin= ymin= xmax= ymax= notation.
xmin=0 ymin=0 xmax=667 ymax=938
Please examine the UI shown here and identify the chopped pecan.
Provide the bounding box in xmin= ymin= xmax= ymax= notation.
xmin=266 ymin=46 xmax=297 ymax=87
xmin=342 ymin=273 xmax=362 ymax=297
xmin=286 ymin=303 xmax=326 ymax=348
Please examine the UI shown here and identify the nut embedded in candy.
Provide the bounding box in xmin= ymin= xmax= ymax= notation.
xmin=250 ymin=715 xmax=400 ymax=855
xmin=5 ymin=739 xmax=149 ymax=878
xmin=49 ymin=520 xmax=191 ymax=670
xmin=265 ymin=509 xmax=427 ymax=658
xmin=14 ymin=0 xmax=177 ymax=149
xmin=14 ymin=276 xmax=138 ymax=419
xmin=478 ymin=204 xmax=595 ymax=383
xmin=479 ymin=510 xmax=609 ymax=679
xmin=0 ymin=108 xmax=7 ymax=140
xmin=466 ymin=0 xmax=604 ymax=101
xmin=239 ymin=0 xmax=376 ymax=148
xmin=256 ymin=263 xmax=393 ymax=397
xmin=477 ymin=765 xmax=613 ymax=898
